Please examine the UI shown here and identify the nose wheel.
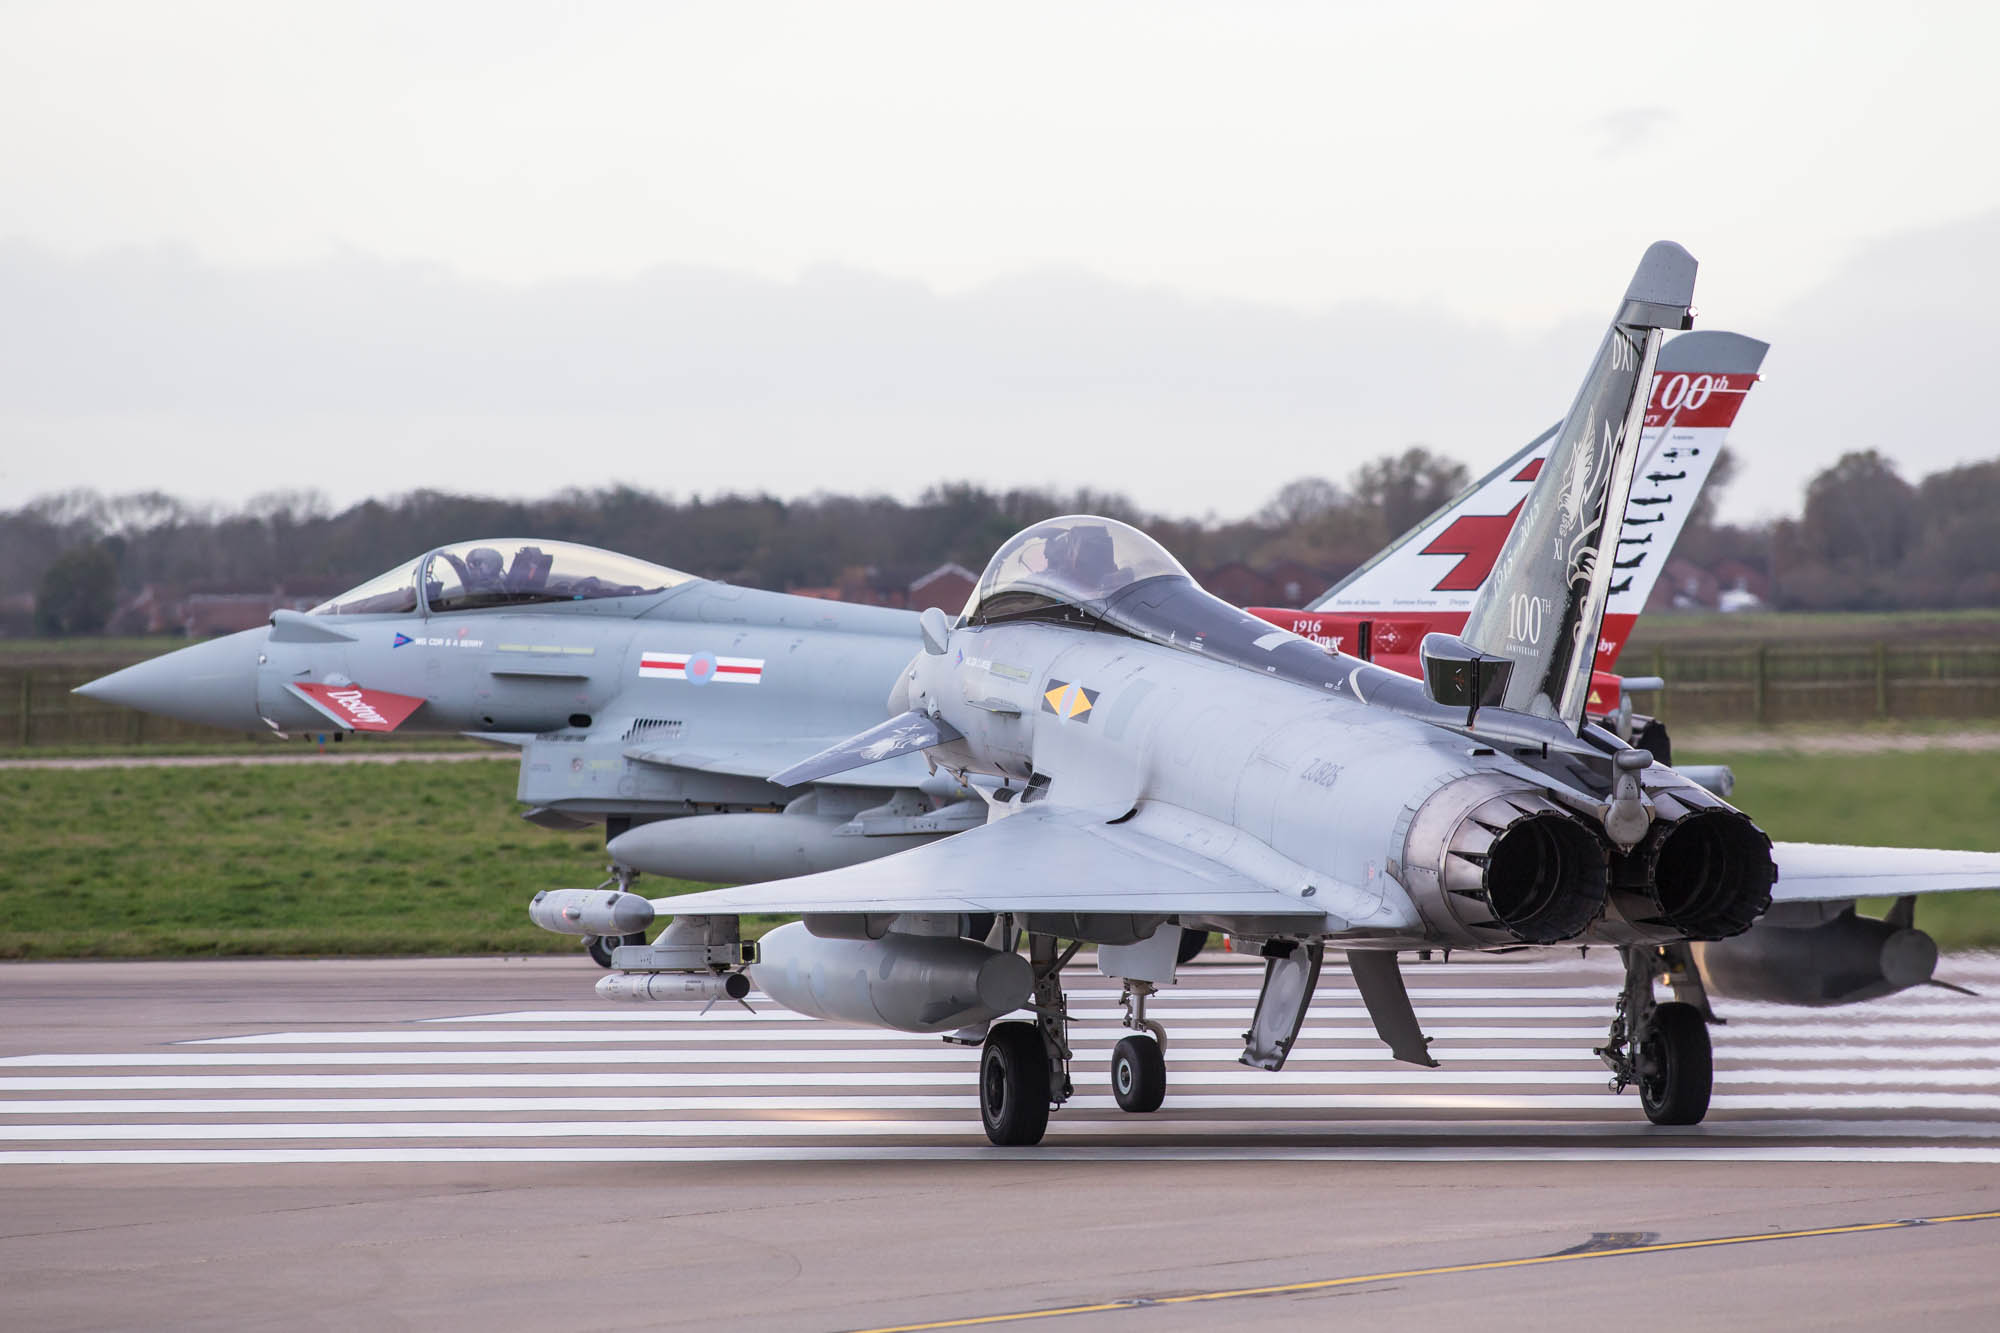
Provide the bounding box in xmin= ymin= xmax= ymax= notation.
xmin=1111 ymin=1034 xmax=1166 ymax=1112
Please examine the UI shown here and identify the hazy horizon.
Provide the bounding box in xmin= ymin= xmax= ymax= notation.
xmin=4 ymin=3 xmax=1996 ymax=526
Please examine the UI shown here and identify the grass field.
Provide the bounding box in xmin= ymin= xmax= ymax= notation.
xmin=1 ymin=748 xmax=1994 ymax=959
xmin=1627 ymin=608 xmax=2000 ymax=649
xmin=0 ymin=759 xmax=643 ymax=958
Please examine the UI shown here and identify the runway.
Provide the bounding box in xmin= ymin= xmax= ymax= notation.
xmin=4 ymin=952 xmax=1998 ymax=1163
xmin=2 ymin=953 xmax=1996 ymax=1329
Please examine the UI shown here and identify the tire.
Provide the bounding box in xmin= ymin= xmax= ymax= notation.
xmin=1175 ymin=928 xmax=1210 ymax=966
xmin=585 ymin=935 xmax=616 ymax=969
xmin=1638 ymin=1001 xmax=1712 ymax=1125
xmin=979 ymin=1023 xmax=1051 ymax=1146
xmin=1111 ymin=1034 xmax=1167 ymax=1113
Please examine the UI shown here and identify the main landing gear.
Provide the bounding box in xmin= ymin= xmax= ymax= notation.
xmin=1596 ymin=944 xmax=1715 ymax=1125
xmin=979 ymin=932 xmax=1075 ymax=1146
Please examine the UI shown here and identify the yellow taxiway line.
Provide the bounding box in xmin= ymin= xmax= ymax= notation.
xmin=845 ymin=1209 xmax=2000 ymax=1333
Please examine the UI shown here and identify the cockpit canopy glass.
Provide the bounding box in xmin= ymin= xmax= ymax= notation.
xmin=308 ymin=557 xmax=421 ymax=616
xmin=422 ymin=540 xmax=692 ymax=612
xmin=962 ymin=516 xmax=1191 ymax=624
xmin=311 ymin=541 xmax=693 ymax=616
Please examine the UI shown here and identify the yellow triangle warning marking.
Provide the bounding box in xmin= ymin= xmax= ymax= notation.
xmin=1068 ymin=687 xmax=1093 ymax=718
xmin=1045 ymin=683 xmax=1071 ymax=714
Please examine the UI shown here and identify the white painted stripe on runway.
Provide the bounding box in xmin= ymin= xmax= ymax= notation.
xmin=0 ymin=1105 xmax=1991 ymax=1145
xmin=17 ymin=1025 xmax=2000 ymax=1066
xmin=10 ymin=1069 xmax=2000 ymax=1115
xmin=416 ymin=988 xmax=1634 ymax=1021
xmin=187 ymin=1006 xmax=2000 ymax=1043
xmin=191 ymin=1010 xmax=1627 ymax=1042
xmin=8 ymin=1144 xmax=1999 ymax=1165
xmin=418 ymin=990 xmax=2000 ymax=1022
xmin=3 ymin=1050 xmax=1995 ymax=1093
xmin=7 ymin=1092 xmax=2000 ymax=1141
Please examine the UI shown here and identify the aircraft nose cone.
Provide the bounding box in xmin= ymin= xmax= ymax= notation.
xmin=73 ymin=629 xmax=268 ymax=733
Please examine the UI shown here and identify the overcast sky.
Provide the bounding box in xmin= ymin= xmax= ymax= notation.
xmin=2 ymin=1 xmax=1995 ymax=524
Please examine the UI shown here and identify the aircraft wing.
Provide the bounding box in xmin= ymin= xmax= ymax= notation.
xmin=645 ymin=802 xmax=1335 ymax=920
xmin=624 ymin=738 xmax=936 ymax=789
xmin=1771 ymin=842 xmax=2000 ymax=903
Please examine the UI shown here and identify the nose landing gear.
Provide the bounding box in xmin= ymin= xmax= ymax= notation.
xmin=1111 ymin=979 xmax=1169 ymax=1113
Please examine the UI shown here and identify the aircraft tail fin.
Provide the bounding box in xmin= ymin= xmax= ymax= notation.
xmin=1452 ymin=242 xmax=1696 ymax=729
xmin=1306 ymin=329 xmax=1768 ymax=672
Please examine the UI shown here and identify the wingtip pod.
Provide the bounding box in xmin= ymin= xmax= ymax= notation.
xmin=1621 ymin=240 xmax=1698 ymax=330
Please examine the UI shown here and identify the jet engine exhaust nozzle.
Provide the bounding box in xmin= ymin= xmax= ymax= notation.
xmin=1613 ymin=785 xmax=1774 ymax=942
xmin=1403 ymin=778 xmax=1609 ymax=947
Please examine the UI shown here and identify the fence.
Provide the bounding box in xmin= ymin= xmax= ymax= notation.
xmin=5 ymin=641 xmax=2000 ymax=749
xmin=1633 ymin=643 xmax=2000 ymax=727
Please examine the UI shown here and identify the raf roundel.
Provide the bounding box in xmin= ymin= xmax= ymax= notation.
xmin=639 ymin=650 xmax=765 ymax=685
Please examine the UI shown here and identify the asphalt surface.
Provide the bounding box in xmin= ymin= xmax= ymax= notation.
xmin=2 ymin=953 xmax=1996 ymax=1331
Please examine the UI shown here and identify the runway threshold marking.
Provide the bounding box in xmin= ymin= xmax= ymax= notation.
xmin=841 ymin=1210 xmax=2000 ymax=1333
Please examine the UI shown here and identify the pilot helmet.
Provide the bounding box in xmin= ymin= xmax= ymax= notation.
xmin=466 ymin=547 xmax=505 ymax=582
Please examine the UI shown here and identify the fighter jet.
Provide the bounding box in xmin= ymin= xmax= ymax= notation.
xmin=536 ymin=242 xmax=2000 ymax=1146
xmin=75 ymin=540 xmax=989 ymax=961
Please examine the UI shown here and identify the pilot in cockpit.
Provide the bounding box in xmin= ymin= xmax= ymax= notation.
xmin=1043 ymin=522 xmax=1125 ymax=599
xmin=463 ymin=546 xmax=509 ymax=595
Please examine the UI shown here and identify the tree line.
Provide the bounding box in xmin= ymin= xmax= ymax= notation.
xmin=8 ymin=447 xmax=1997 ymax=635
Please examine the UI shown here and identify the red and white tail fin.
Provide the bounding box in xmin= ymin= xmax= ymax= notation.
xmin=1296 ymin=329 xmax=1767 ymax=671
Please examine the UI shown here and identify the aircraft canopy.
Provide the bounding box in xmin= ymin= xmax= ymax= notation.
xmin=962 ymin=516 xmax=1190 ymax=625
xmin=310 ymin=540 xmax=694 ymax=616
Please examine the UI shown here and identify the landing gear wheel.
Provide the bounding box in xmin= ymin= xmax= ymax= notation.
xmin=1638 ymin=1001 xmax=1712 ymax=1125
xmin=979 ymin=1022 xmax=1051 ymax=1146
xmin=1176 ymin=928 xmax=1210 ymax=965
xmin=1111 ymin=1034 xmax=1166 ymax=1113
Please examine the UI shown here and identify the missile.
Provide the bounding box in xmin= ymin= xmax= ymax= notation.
xmin=528 ymin=888 xmax=656 ymax=937
xmin=596 ymin=971 xmax=751 ymax=1003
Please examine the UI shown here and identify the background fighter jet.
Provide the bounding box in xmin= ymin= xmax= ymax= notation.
xmin=539 ymin=242 xmax=2000 ymax=1146
xmin=76 ymin=540 xmax=989 ymax=960
xmin=77 ymin=330 xmax=1765 ymax=967
xmin=1251 ymin=329 xmax=1771 ymax=768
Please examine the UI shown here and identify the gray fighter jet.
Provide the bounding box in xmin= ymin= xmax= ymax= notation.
xmin=76 ymin=541 xmax=986 ymax=961
xmin=537 ymin=242 xmax=2000 ymax=1146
